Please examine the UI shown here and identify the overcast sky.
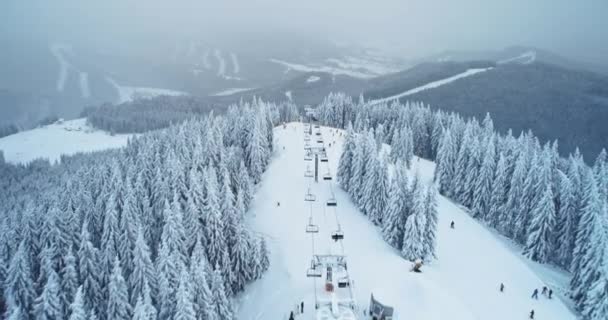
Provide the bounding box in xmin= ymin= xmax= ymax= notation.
xmin=2 ymin=0 xmax=607 ymax=63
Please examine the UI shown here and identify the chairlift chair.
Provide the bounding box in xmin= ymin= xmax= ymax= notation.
xmin=331 ymin=229 xmax=344 ymax=241
xmin=306 ymin=217 xmax=319 ymax=233
xmin=326 ymin=197 xmax=337 ymax=207
xmin=307 ymin=260 xmax=322 ymax=278
xmin=304 ymin=168 xmax=314 ymax=178
xmin=304 ymin=152 xmax=313 ymax=161
xmin=317 ymin=139 xmax=324 ymax=144
xmin=316 ymin=131 xmax=322 ymax=136
xmin=320 ymin=156 xmax=329 ymax=162
xmin=323 ymin=173 xmax=332 ymax=180
xmin=305 ymin=189 xmax=316 ymax=202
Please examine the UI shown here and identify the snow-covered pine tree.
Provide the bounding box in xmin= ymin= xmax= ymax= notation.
xmin=156 ymin=244 xmax=178 ymax=320
xmin=363 ymin=153 xmax=389 ymax=224
xmin=77 ymin=228 xmax=103 ymax=318
xmin=107 ymin=257 xmax=131 ymax=320
xmin=472 ymin=135 xmax=495 ymax=219
xmin=189 ymin=256 xmax=217 ymax=320
xmin=4 ymin=241 xmax=35 ymax=315
xmin=389 ymin=128 xmax=402 ymax=162
xmin=174 ymin=270 xmax=196 ymax=320
xmin=348 ymin=135 xmax=364 ymax=201
xmin=554 ymin=170 xmax=577 ymax=268
xmin=245 ymin=113 xmax=267 ymax=184
xmin=211 ymin=264 xmax=233 ymax=320
xmin=523 ymin=154 xmax=556 ymax=263
xmin=570 ymin=168 xmax=606 ymax=310
xmin=488 ymin=153 xmax=508 ymax=229
xmin=34 ymin=265 xmax=63 ymax=320
xmin=236 ymin=160 xmax=254 ymax=210
xmin=202 ymin=167 xmax=227 ymax=270
xmin=129 ymin=227 xmax=156 ymax=307
xmin=382 ymin=162 xmax=409 ymax=249
xmin=515 ymin=150 xmax=540 ymax=245
xmin=580 ymin=224 xmax=608 ymax=320
xmin=401 ymin=180 xmax=427 ymax=261
xmin=423 ymin=184 xmax=439 ymax=261
xmin=435 ymin=128 xmax=456 ymax=195
xmin=230 ymin=222 xmax=250 ymax=293
xmin=60 ymin=248 xmax=79 ymax=317
xmin=337 ymin=124 xmax=356 ymax=192
xmin=462 ymin=137 xmax=482 ymax=208
xmin=68 ymin=287 xmax=87 ymax=320
xmin=505 ymin=149 xmax=530 ymax=239
xmin=400 ymin=126 xmax=414 ymax=168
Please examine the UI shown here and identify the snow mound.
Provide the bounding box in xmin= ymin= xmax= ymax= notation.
xmin=369 ymin=68 xmax=492 ymax=105
xmin=237 ymin=122 xmax=577 ymax=320
xmin=105 ymin=77 xmax=186 ymax=104
xmin=307 ymin=75 xmax=321 ymax=83
xmin=0 ymin=119 xmax=133 ymax=165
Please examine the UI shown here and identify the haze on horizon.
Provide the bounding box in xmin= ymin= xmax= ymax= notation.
xmin=2 ymin=0 xmax=607 ymax=64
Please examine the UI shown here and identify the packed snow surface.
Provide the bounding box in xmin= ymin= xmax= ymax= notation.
xmin=105 ymin=77 xmax=186 ymax=104
xmin=306 ymin=76 xmax=321 ymax=83
xmin=498 ymin=51 xmax=537 ymax=65
xmin=237 ymin=122 xmax=576 ymax=320
xmin=369 ymin=68 xmax=492 ymax=105
xmin=50 ymin=43 xmax=72 ymax=92
xmin=269 ymin=59 xmax=377 ymax=79
xmin=0 ymin=119 xmax=133 ymax=165
xmin=210 ymin=88 xmax=254 ymax=96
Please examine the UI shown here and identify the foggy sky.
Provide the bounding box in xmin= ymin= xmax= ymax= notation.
xmin=2 ymin=0 xmax=607 ymax=63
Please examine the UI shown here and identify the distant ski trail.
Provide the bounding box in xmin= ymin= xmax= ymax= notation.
xmin=79 ymin=72 xmax=90 ymax=98
xmin=230 ymin=53 xmax=240 ymax=74
xmin=215 ymin=49 xmax=226 ymax=76
xmin=50 ymin=44 xmax=72 ymax=92
xmin=369 ymin=68 xmax=492 ymax=105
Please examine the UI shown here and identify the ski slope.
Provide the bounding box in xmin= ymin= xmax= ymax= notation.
xmin=237 ymin=122 xmax=577 ymax=320
xmin=368 ymin=68 xmax=491 ymax=105
xmin=105 ymin=77 xmax=186 ymax=104
xmin=0 ymin=119 xmax=133 ymax=165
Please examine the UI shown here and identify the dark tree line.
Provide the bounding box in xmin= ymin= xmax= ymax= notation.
xmin=318 ymin=92 xmax=608 ymax=320
xmin=0 ymin=98 xmax=287 ymax=320
xmin=84 ymin=95 xmax=299 ymax=134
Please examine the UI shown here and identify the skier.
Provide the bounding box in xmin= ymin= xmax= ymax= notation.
xmin=301 ymin=301 xmax=304 ymax=313
xmin=542 ymin=286 xmax=547 ymax=296
xmin=548 ymin=289 xmax=553 ymax=299
xmin=500 ymin=283 xmax=504 ymax=292
xmin=450 ymin=221 xmax=455 ymax=229
xmin=289 ymin=311 xmax=294 ymax=320
xmin=277 ymin=202 xmax=280 ymax=207
xmin=529 ymin=310 xmax=535 ymax=319
xmin=531 ymin=288 xmax=539 ymax=299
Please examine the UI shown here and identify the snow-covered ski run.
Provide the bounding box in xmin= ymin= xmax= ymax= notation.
xmin=236 ymin=122 xmax=577 ymax=320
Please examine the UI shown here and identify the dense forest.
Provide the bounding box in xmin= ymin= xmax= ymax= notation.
xmin=0 ymin=99 xmax=299 ymax=319
xmin=317 ymin=92 xmax=608 ymax=320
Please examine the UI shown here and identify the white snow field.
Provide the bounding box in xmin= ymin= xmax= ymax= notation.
xmin=237 ymin=122 xmax=576 ymax=320
xmin=498 ymin=51 xmax=537 ymax=65
xmin=0 ymin=119 xmax=133 ymax=165
xmin=269 ymin=59 xmax=377 ymax=79
xmin=306 ymin=76 xmax=321 ymax=83
xmin=210 ymin=88 xmax=254 ymax=96
xmin=231 ymin=53 xmax=241 ymax=74
xmin=50 ymin=43 xmax=73 ymax=92
xmin=369 ymin=68 xmax=492 ymax=106
xmin=105 ymin=77 xmax=186 ymax=104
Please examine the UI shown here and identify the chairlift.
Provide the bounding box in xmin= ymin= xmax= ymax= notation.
xmin=307 ymin=260 xmax=322 ymax=278
xmin=320 ymin=156 xmax=329 ymax=163
xmin=331 ymin=229 xmax=344 ymax=241
xmin=304 ymin=168 xmax=314 ymax=178
xmin=317 ymin=139 xmax=323 ymax=144
xmin=316 ymin=131 xmax=322 ymax=136
xmin=323 ymin=173 xmax=332 ymax=180
xmin=304 ymin=153 xmax=313 ymax=161
xmin=306 ymin=217 xmax=319 ymax=233
xmin=326 ymin=197 xmax=337 ymax=207
xmin=305 ymin=189 xmax=316 ymax=202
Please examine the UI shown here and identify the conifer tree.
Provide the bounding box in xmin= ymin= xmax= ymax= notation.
xmin=472 ymin=136 xmax=495 ymax=219
xmin=174 ymin=270 xmax=196 ymax=320
xmin=554 ymin=171 xmax=577 ymax=268
xmin=4 ymin=241 xmax=35 ymax=315
xmin=68 ymin=287 xmax=87 ymax=320
xmin=337 ymin=124 xmax=355 ymax=191
xmin=488 ymin=153 xmax=508 ymax=229
xmin=78 ymin=228 xmax=103 ymax=318
xmin=129 ymin=227 xmax=156 ymax=307
xmin=107 ymin=257 xmax=131 ymax=320
xmin=34 ymin=266 xmax=63 ymax=320
xmin=401 ymin=184 xmax=427 ymax=261
xmin=423 ymin=185 xmax=439 ymax=261
xmin=60 ymin=249 xmax=79 ymax=317
xmin=435 ymin=129 xmax=456 ymax=195
xmin=211 ymin=264 xmax=233 ymax=320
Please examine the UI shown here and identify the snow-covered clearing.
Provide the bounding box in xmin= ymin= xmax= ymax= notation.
xmin=237 ymin=122 xmax=576 ymax=320
xmin=306 ymin=75 xmax=321 ymax=83
xmin=0 ymin=119 xmax=133 ymax=165
xmin=230 ymin=53 xmax=240 ymax=74
xmin=326 ymin=56 xmax=398 ymax=76
xmin=105 ymin=77 xmax=186 ymax=104
xmin=210 ymin=88 xmax=254 ymax=96
xmin=215 ymin=49 xmax=227 ymax=76
xmin=269 ymin=59 xmax=376 ymax=79
xmin=79 ymin=72 xmax=91 ymax=98
xmin=50 ymin=43 xmax=74 ymax=92
xmin=369 ymin=68 xmax=492 ymax=105
xmin=498 ymin=51 xmax=537 ymax=65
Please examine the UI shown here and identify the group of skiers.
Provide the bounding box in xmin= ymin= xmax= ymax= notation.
xmin=528 ymin=286 xmax=554 ymax=319
xmin=288 ymin=302 xmax=305 ymax=320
